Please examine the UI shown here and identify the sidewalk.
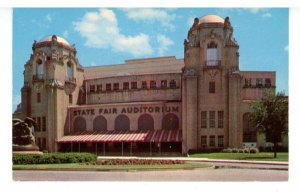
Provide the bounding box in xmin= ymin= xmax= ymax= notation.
xmin=97 ymin=156 xmax=288 ymax=165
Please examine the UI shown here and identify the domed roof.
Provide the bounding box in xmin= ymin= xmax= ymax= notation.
xmin=39 ymin=35 xmax=71 ymax=46
xmin=199 ymin=15 xmax=224 ymax=24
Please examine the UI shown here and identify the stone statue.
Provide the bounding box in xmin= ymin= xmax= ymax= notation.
xmin=223 ymin=17 xmax=238 ymax=46
xmin=13 ymin=117 xmax=39 ymax=151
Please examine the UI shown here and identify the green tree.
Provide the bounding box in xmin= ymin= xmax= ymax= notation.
xmin=249 ymin=90 xmax=288 ymax=158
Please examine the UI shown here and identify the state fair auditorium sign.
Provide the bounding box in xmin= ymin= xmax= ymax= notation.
xmin=73 ymin=106 xmax=179 ymax=116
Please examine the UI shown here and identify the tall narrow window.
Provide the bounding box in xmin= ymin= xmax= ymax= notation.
xmin=37 ymin=93 xmax=41 ymax=103
xmin=265 ymin=78 xmax=271 ymax=88
xmin=69 ymin=94 xmax=73 ymax=104
xmin=106 ymin=83 xmax=111 ymax=91
xmin=141 ymin=81 xmax=147 ymax=89
xmin=245 ymin=78 xmax=252 ymax=87
xmin=218 ymin=135 xmax=224 ymax=147
xmin=42 ymin=116 xmax=46 ymax=131
xmin=97 ymin=84 xmax=102 ymax=92
xmin=209 ymin=135 xmax=215 ymax=147
xmin=209 ymin=111 xmax=215 ymax=128
xmin=201 ymin=111 xmax=207 ymax=128
xmin=161 ymin=80 xmax=167 ymax=88
xmin=206 ymin=42 xmax=219 ymax=66
xmin=37 ymin=117 xmax=41 ymax=132
xmin=90 ymin=85 xmax=95 ymax=93
xmin=209 ymin=82 xmax=215 ymax=93
xmin=256 ymin=78 xmax=263 ymax=87
xmin=150 ymin=81 xmax=156 ymax=89
xmin=36 ymin=59 xmax=43 ymax=79
xmin=113 ymin=83 xmax=119 ymax=91
xmin=201 ymin=136 xmax=207 ymax=147
xmin=169 ymin=80 xmax=177 ymax=88
xmin=67 ymin=61 xmax=73 ymax=80
xmin=123 ymin=82 xmax=129 ymax=90
xmin=131 ymin=82 xmax=137 ymax=89
xmin=218 ymin=111 xmax=224 ymax=128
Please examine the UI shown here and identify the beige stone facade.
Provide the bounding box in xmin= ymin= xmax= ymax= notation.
xmin=14 ymin=15 xmax=277 ymax=154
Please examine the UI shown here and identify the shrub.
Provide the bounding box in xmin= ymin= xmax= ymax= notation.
xmin=221 ymin=148 xmax=232 ymax=153
xmin=232 ymin=148 xmax=238 ymax=153
xmin=249 ymin=148 xmax=259 ymax=153
xmin=238 ymin=149 xmax=244 ymax=153
xmin=13 ymin=153 xmax=97 ymax=164
xmin=243 ymin=148 xmax=250 ymax=153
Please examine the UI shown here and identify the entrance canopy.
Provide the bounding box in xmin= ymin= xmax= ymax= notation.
xmin=57 ymin=129 xmax=182 ymax=143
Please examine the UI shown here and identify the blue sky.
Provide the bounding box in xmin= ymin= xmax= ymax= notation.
xmin=12 ymin=8 xmax=288 ymax=110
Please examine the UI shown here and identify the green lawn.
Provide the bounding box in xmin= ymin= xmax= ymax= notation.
xmin=13 ymin=163 xmax=211 ymax=171
xmin=189 ymin=152 xmax=288 ymax=161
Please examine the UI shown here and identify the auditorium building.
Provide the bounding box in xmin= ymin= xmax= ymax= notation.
xmin=13 ymin=15 xmax=277 ymax=155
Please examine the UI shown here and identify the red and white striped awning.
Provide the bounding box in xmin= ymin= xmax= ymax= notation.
xmin=57 ymin=130 xmax=182 ymax=143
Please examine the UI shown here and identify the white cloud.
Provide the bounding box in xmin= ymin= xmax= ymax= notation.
xmin=46 ymin=14 xmax=52 ymax=22
xmin=262 ymin=13 xmax=272 ymax=18
xmin=156 ymin=34 xmax=174 ymax=55
xmin=74 ymin=9 xmax=153 ymax=57
xmin=121 ymin=8 xmax=176 ymax=31
xmin=284 ymin=45 xmax=289 ymax=52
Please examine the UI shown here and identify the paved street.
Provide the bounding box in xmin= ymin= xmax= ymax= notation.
xmin=13 ymin=168 xmax=288 ymax=181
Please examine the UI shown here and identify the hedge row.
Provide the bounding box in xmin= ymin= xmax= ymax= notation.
xmin=84 ymin=159 xmax=185 ymax=165
xmin=221 ymin=148 xmax=259 ymax=153
xmin=13 ymin=153 xmax=97 ymax=164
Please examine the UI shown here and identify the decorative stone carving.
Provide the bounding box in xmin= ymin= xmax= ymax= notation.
xmin=209 ymin=69 xmax=218 ymax=80
xmin=64 ymin=82 xmax=76 ymax=95
xmin=183 ymin=68 xmax=197 ymax=77
xmin=223 ymin=17 xmax=238 ymax=47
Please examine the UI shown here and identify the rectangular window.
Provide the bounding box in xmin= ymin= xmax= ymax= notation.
xmin=69 ymin=94 xmax=72 ymax=104
xmin=256 ymin=78 xmax=263 ymax=87
xmin=106 ymin=83 xmax=111 ymax=91
xmin=123 ymin=82 xmax=129 ymax=90
xmin=209 ymin=136 xmax=215 ymax=147
xmin=218 ymin=111 xmax=224 ymax=128
xmin=169 ymin=80 xmax=177 ymax=88
xmin=201 ymin=111 xmax=207 ymax=128
xmin=209 ymin=111 xmax=215 ymax=128
xmin=218 ymin=135 xmax=224 ymax=147
xmin=209 ymin=82 xmax=215 ymax=93
xmin=113 ymin=83 xmax=119 ymax=91
xmin=150 ymin=81 xmax=156 ymax=89
xmin=37 ymin=117 xmax=41 ymax=132
xmin=201 ymin=136 xmax=207 ymax=147
xmin=141 ymin=81 xmax=147 ymax=89
xmin=245 ymin=78 xmax=252 ymax=87
xmin=131 ymin=82 xmax=137 ymax=89
xmin=42 ymin=116 xmax=46 ymax=132
xmin=265 ymin=78 xmax=271 ymax=88
xmin=37 ymin=93 xmax=41 ymax=103
xmin=90 ymin=85 xmax=95 ymax=93
xmin=42 ymin=138 xmax=46 ymax=149
xmin=161 ymin=80 xmax=167 ymax=88
xmin=96 ymin=84 xmax=102 ymax=92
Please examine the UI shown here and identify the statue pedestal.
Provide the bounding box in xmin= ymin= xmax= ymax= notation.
xmin=13 ymin=144 xmax=40 ymax=152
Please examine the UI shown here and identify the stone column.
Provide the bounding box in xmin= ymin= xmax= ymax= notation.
xmin=228 ymin=72 xmax=243 ymax=148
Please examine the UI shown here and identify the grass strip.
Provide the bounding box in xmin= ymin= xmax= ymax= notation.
xmin=189 ymin=152 xmax=288 ymax=161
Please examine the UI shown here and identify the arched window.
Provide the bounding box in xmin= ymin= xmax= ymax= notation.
xmin=67 ymin=61 xmax=73 ymax=79
xmin=36 ymin=59 xmax=43 ymax=79
xmin=138 ymin=114 xmax=154 ymax=130
xmin=93 ymin=115 xmax=107 ymax=131
xmin=243 ymin=113 xmax=257 ymax=142
xmin=162 ymin=113 xmax=179 ymax=130
xmin=73 ymin=116 xmax=86 ymax=132
xmin=115 ymin=115 xmax=130 ymax=131
xmin=206 ymin=41 xmax=219 ymax=66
